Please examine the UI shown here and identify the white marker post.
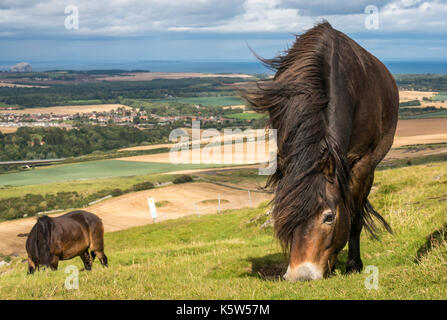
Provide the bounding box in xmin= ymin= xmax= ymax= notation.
xmin=147 ymin=198 xmax=157 ymax=223
xmin=218 ymin=193 xmax=221 ymax=214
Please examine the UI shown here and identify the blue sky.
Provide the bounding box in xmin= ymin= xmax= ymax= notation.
xmin=0 ymin=0 xmax=446 ymax=63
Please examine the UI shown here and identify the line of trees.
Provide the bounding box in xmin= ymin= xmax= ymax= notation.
xmin=0 ymin=125 xmax=172 ymax=161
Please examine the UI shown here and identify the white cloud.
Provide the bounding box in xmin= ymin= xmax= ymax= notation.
xmin=169 ymin=0 xmax=314 ymax=32
xmin=0 ymin=0 xmax=446 ymax=37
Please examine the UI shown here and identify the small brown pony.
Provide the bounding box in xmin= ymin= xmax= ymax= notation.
xmin=26 ymin=210 xmax=108 ymax=274
xmin=247 ymin=22 xmax=398 ymax=281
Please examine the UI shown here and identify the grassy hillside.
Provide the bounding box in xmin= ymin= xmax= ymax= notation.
xmin=0 ymin=162 xmax=446 ymax=299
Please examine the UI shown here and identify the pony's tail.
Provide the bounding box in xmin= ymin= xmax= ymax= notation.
xmin=362 ymin=199 xmax=393 ymax=239
xmin=36 ymin=216 xmax=52 ymax=266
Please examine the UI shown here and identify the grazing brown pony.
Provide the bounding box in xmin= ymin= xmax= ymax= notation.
xmin=26 ymin=210 xmax=108 ymax=274
xmin=247 ymin=22 xmax=398 ymax=281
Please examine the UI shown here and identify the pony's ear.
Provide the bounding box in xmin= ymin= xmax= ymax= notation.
xmin=322 ymin=155 xmax=336 ymax=183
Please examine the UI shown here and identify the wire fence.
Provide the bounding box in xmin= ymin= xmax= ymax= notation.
xmin=148 ymin=187 xmax=272 ymax=224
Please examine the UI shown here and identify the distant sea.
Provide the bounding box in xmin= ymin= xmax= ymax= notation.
xmin=0 ymin=60 xmax=446 ymax=75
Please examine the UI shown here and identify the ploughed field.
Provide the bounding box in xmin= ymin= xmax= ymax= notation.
xmin=0 ymin=162 xmax=446 ymax=299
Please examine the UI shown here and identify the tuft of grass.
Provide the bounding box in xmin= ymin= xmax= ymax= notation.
xmin=155 ymin=200 xmax=172 ymax=208
xmin=0 ymin=162 xmax=446 ymax=299
xmin=199 ymin=199 xmax=229 ymax=205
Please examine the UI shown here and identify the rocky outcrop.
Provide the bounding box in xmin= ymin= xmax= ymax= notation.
xmin=9 ymin=62 xmax=32 ymax=72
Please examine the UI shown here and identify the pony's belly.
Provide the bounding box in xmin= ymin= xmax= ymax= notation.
xmin=56 ymin=238 xmax=89 ymax=260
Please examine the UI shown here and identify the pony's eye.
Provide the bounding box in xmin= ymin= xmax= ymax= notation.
xmin=323 ymin=212 xmax=335 ymax=224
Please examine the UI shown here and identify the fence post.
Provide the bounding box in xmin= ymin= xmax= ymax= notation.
xmin=194 ymin=203 xmax=200 ymax=217
xmin=248 ymin=189 xmax=252 ymax=208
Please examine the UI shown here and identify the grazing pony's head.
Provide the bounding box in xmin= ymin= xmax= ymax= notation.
xmin=246 ymin=22 xmax=355 ymax=281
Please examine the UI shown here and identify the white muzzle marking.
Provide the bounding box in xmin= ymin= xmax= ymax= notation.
xmin=283 ymin=262 xmax=323 ymax=282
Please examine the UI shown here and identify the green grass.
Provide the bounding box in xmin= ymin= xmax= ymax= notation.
xmin=226 ymin=113 xmax=267 ymax=120
xmin=151 ymin=96 xmax=244 ymax=106
xmin=0 ymin=160 xmax=231 ymax=187
xmin=0 ymin=162 xmax=446 ymax=299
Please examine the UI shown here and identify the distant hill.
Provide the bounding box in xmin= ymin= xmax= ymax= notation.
xmin=9 ymin=62 xmax=32 ymax=72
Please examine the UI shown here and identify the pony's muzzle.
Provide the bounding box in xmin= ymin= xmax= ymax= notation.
xmin=283 ymin=262 xmax=323 ymax=282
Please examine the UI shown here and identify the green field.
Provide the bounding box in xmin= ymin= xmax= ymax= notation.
xmin=433 ymin=92 xmax=447 ymax=101
xmin=0 ymin=160 xmax=230 ymax=187
xmin=401 ymin=109 xmax=447 ymax=119
xmin=0 ymin=162 xmax=446 ymax=299
xmin=151 ymin=96 xmax=244 ymax=106
xmin=226 ymin=112 xmax=266 ymax=120
xmin=63 ymin=99 xmax=104 ymax=105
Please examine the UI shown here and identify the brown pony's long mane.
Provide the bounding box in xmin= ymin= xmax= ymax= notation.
xmin=35 ymin=215 xmax=52 ymax=266
xmin=245 ymin=22 xmax=353 ymax=250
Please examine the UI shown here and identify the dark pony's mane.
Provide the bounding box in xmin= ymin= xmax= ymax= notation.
xmin=35 ymin=215 xmax=52 ymax=266
xmin=245 ymin=22 xmax=355 ymax=250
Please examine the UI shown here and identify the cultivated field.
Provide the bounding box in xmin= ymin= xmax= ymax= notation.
xmin=0 ymin=162 xmax=446 ymax=299
xmin=0 ymin=104 xmax=130 ymax=115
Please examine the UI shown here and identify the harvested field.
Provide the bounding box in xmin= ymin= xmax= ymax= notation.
xmin=393 ymin=134 xmax=447 ymax=147
xmin=223 ymin=104 xmax=247 ymax=110
xmin=118 ymin=129 xmax=268 ymax=153
xmin=117 ymin=139 xmax=274 ymax=164
xmin=118 ymin=143 xmax=174 ymax=152
xmin=0 ymin=104 xmax=130 ymax=115
xmin=0 ymin=182 xmax=272 ymax=256
xmin=396 ymin=119 xmax=447 ymax=137
xmin=399 ymin=90 xmax=437 ymax=102
xmin=0 ymin=127 xmax=18 ymax=134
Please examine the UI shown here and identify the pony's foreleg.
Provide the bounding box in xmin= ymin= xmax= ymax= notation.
xmin=346 ymin=209 xmax=364 ymax=273
xmin=49 ymin=255 xmax=59 ymax=271
xmin=346 ymin=155 xmax=375 ymax=273
xmin=27 ymin=257 xmax=36 ymax=275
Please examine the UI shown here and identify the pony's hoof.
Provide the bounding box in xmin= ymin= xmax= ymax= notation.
xmin=345 ymin=259 xmax=363 ymax=274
